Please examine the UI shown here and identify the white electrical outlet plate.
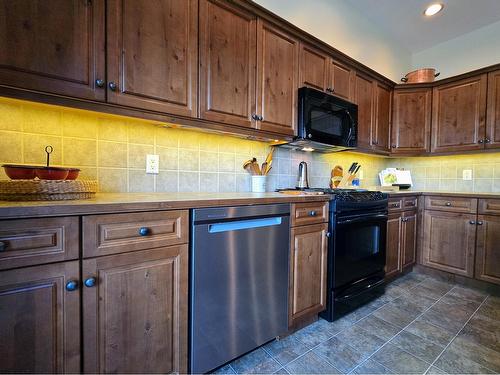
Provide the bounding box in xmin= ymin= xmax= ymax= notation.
xmin=359 ymin=170 xmax=364 ymax=180
xmin=463 ymin=169 xmax=473 ymax=181
xmin=146 ymin=154 xmax=159 ymax=174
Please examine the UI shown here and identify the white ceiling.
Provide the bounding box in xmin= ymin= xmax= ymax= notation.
xmin=344 ymin=0 xmax=500 ymax=52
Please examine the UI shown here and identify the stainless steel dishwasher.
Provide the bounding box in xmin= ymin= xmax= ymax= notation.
xmin=190 ymin=204 xmax=290 ymax=374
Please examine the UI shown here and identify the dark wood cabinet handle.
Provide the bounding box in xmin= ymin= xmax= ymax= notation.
xmin=108 ymin=81 xmax=118 ymax=91
xmin=95 ymin=79 xmax=105 ymax=88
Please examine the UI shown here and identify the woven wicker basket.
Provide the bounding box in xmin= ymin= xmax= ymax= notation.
xmin=0 ymin=180 xmax=98 ymax=201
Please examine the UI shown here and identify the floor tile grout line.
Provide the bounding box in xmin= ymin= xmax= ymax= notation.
xmin=423 ymin=294 xmax=494 ymax=375
xmin=349 ymin=282 xmax=458 ymax=374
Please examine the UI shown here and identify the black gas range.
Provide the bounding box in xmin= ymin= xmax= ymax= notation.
xmin=281 ymin=188 xmax=389 ymax=321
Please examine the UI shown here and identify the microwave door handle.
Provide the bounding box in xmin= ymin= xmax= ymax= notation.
xmin=345 ymin=110 xmax=356 ymax=143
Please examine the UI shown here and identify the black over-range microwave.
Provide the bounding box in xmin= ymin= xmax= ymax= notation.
xmin=282 ymin=87 xmax=358 ymax=153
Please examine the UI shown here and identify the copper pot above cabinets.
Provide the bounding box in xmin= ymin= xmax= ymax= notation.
xmin=401 ymin=68 xmax=440 ymax=83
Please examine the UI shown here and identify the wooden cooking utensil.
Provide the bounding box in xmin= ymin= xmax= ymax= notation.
xmin=243 ymin=160 xmax=254 ymax=175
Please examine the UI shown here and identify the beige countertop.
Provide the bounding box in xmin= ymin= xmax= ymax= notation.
xmin=0 ymin=192 xmax=330 ymax=219
xmin=386 ymin=190 xmax=500 ymax=198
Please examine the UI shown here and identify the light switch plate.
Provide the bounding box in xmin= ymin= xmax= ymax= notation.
xmin=146 ymin=154 xmax=159 ymax=174
xmin=359 ymin=170 xmax=364 ymax=180
xmin=462 ymin=169 xmax=473 ymax=180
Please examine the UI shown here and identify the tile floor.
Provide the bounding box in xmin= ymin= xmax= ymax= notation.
xmin=213 ymin=272 xmax=500 ymax=374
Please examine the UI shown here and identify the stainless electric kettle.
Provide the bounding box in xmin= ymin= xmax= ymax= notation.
xmin=296 ymin=161 xmax=309 ymax=189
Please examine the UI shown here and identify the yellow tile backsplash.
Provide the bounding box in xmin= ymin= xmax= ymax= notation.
xmin=1 ymin=96 xmax=500 ymax=193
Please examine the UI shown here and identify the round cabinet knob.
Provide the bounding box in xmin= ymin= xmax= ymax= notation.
xmin=84 ymin=277 xmax=96 ymax=288
xmin=478 ymin=139 xmax=484 ymax=144
xmin=95 ymin=79 xmax=105 ymax=88
xmin=65 ymin=280 xmax=78 ymax=291
xmin=326 ymin=232 xmax=331 ymax=238
xmin=309 ymin=211 xmax=317 ymax=217
xmin=485 ymin=138 xmax=491 ymax=143
xmin=477 ymin=221 xmax=484 ymax=225
xmin=138 ymin=227 xmax=150 ymax=236
xmin=391 ymin=144 xmax=397 ymax=149
xmin=445 ymin=202 xmax=452 ymax=206
xmin=0 ymin=241 xmax=6 ymax=252
xmin=108 ymin=81 xmax=118 ymax=91
xmin=469 ymin=220 xmax=476 ymax=225
xmin=258 ymin=115 xmax=264 ymax=121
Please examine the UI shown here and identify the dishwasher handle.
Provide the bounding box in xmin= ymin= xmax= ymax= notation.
xmin=207 ymin=217 xmax=283 ymax=234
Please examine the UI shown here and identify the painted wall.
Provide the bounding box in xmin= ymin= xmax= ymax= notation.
xmin=412 ymin=20 xmax=500 ymax=79
xmin=0 ymin=97 xmax=383 ymax=193
xmin=253 ymin=0 xmax=411 ymax=82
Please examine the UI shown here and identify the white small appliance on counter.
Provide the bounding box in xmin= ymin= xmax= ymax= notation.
xmin=379 ymin=168 xmax=413 ymax=189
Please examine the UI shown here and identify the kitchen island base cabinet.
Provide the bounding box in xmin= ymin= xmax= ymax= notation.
xmin=475 ymin=215 xmax=500 ymax=285
xmin=82 ymin=245 xmax=188 ymax=374
xmin=422 ymin=210 xmax=476 ymax=277
xmin=0 ymin=261 xmax=80 ymax=374
xmin=289 ymin=223 xmax=328 ymax=328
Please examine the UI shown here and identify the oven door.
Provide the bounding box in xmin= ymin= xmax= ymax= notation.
xmin=333 ymin=212 xmax=387 ymax=287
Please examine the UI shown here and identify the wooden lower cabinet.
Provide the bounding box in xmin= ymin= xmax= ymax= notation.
xmin=385 ymin=210 xmax=417 ymax=278
xmin=289 ymin=223 xmax=328 ymax=327
xmin=0 ymin=261 xmax=80 ymax=373
xmin=422 ymin=210 xmax=476 ymax=277
xmin=475 ymin=215 xmax=500 ymax=284
xmin=82 ymin=245 xmax=188 ymax=374
xmin=385 ymin=213 xmax=402 ymax=277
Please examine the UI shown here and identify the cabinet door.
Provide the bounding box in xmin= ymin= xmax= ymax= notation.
xmin=328 ymin=60 xmax=355 ymax=101
xmin=0 ymin=0 xmax=105 ymax=100
xmin=299 ymin=43 xmax=329 ymax=92
xmin=373 ymin=82 xmax=392 ymax=152
xmin=256 ymin=20 xmax=299 ymax=136
xmin=83 ymin=245 xmax=188 ymax=374
xmin=422 ymin=210 xmax=476 ymax=277
xmin=289 ymin=223 xmax=328 ymax=326
xmin=354 ymin=73 xmax=375 ymax=149
xmin=199 ymin=0 xmax=256 ymax=128
xmin=107 ymin=0 xmax=197 ymax=117
xmin=431 ymin=74 xmax=487 ymax=153
xmin=402 ymin=211 xmax=417 ymax=268
xmin=391 ymin=88 xmax=432 ymax=154
xmin=385 ymin=212 xmax=402 ymax=278
xmin=486 ymin=69 xmax=500 ymax=149
xmin=475 ymin=215 xmax=500 ymax=285
xmin=0 ymin=261 xmax=80 ymax=373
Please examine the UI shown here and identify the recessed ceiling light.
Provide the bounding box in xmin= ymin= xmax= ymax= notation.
xmin=424 ymin=3 xmax=443 ymax=16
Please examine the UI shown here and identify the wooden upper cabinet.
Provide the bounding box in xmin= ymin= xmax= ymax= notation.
xmin=256 ymin=20 xmax=299 ymax=136
xmin=299 ymin=44 xmax=329 ymax=92
xmin=475 ymin=215 xmax=500 ymax=285
xmin=431 ymin=74 xmax=488 ymax=153
xmin=354 ymin=73 xmax=375 ymax=149
xmin=391 ymin=87 xmax=432 ymax=154
xmin=422 ymin=210 xmax=476 ymax=277
xmin=83 ymin=246 xmax=188 ymax=374
xmin=107 ymin=0 xmax=197 ymax=117
xmin=0 ymin=261 xmax=80 ymax=373
xmin=328 ymin=60 xmax=355 ymax=101
xmin=199 ymin=0 xmax=256 ymax=128
xmin=0 ymin=0 xmax=105 ymax=100
xmin=486 ymin=69 xmax=500 ymax=149
xmin=373 ymin=82 xmax=392 ymax=152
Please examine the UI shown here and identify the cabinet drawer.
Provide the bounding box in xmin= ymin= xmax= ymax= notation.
xmin=403 ymin=196 xmax=418 ymax=209
xmin=291 ymin=202 xmax=329 ymax=226
xmin=388 ymin=198 xmax=403 ymax=211
xmin=83 ymin=210 xmax=188 ymax=258
xmin=479 ymin=199 xmax=500 ymax=215
xmin=425 ymin=196 xmax=477 ymax=213
xmin=0 ymin=217 xmax=79 ymax=270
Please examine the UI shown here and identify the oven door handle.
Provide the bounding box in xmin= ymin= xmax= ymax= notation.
xmin=334 ymin=278 xmax=385 ymax=302
xmin=337 ymin=214 xmax=388 ymax=225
